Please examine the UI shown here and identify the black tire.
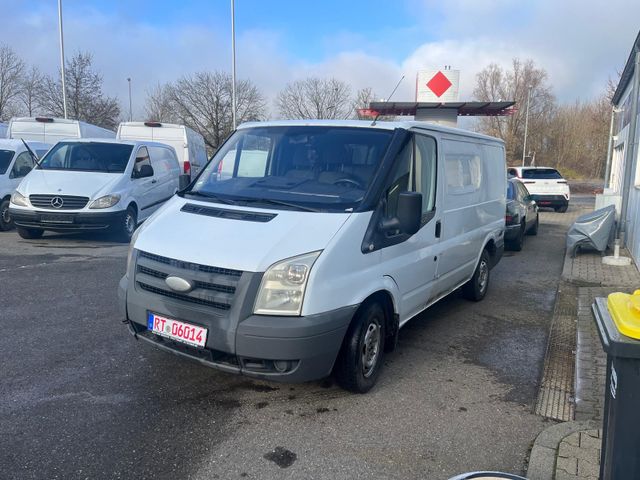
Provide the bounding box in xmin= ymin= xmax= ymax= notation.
xmin=335 ymin=301 xmax=386 ymax=393
xmin=510 ymin=222 xmax=525 ymax=251
xmin=0 ymin=198 xmax=13 ymax=231
xmin=527 ymin=214 xmax=539 ymax=236
xmin=17 ymin=227 xmax=44 ymax=239
xmin=115 ymin=207 xmax=137 ymax=243
xmin=462 ymin=249 xmax=491 ymax=302
xmin=557 ymin=204 xmax=568 ymax=213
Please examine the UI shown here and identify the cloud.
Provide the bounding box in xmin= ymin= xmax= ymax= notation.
xmin=0 ymin=0 xmax=638 ymax=122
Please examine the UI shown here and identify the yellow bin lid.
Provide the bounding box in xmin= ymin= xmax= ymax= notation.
xmin=607 ymin=290 xmax=640 ymax=340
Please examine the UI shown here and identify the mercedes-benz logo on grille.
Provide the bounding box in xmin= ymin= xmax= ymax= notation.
xmin=50 ymin=196 xmax=64 ymax=208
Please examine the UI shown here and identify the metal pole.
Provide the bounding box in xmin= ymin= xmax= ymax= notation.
xmin=522 ymin=85 xmax=532 ymax=166
xmin=127 ymin=78 xmax=132 ymax=121
xmin=57 ymin=0 xmax=67 ymax=119
xmin=617 ymin=50 xmax=640 ymax=245
xmin=603 ymin=106 xmax=616 ymax=189
xmin=230 ymin=0 xmax=237 ymax=130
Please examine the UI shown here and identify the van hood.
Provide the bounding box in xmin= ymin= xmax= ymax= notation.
xmin=134 ymin=196 xmax=352 ymax=273
xmin=18 ymin=169 xmax=121 ymax=199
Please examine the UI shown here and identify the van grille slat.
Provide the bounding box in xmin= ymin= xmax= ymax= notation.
xmin=135 ymin=250 xmax=242 ymax=312
xmin=29 ymin=194 xmax=89 ymax=210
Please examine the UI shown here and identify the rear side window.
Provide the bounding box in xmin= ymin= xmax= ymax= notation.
xmin=522 ymin=168 xmax=562 ymax=179
xmin=507 ymin=182 xmax=515 ymax=200
xmin=149 ymin=146 xmax=180 ymax=174
xmin=444 ymin=141 xmax=482 ymax=193
xmin=0 ymin=150 xmax=14 ymax=174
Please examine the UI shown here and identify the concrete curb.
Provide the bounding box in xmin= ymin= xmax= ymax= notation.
xmin=526 ymin=420 xmax=598 ymax=480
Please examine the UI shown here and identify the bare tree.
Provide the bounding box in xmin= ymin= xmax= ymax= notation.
xmin=38 ymin=51 xmax=120 ymax=130
xmin=0 ymin=44 xmax=25 ymax=121
xmin=474 ymin=58 xmax=555 ymax=164
xmin=144 ymin=83 xmax=177 ymax=122
xmin=19 ymin=66 xmax=43 ymax=117
xmin=164 ymin=71 xmax=266 ymax=150
xmin=276 ymin=77 xmax=352 ymax=119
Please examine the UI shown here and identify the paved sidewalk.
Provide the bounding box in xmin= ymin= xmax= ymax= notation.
xmin=527 ymin=244 xmax=640 ymax=480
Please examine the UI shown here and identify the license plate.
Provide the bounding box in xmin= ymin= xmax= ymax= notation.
xmin=147 ymin=312 xmax=207 ymax=348
xmin=41 ymin=214 xmax=73 ymax=223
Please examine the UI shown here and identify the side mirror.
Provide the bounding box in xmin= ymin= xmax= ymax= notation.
xmin=380 ymin=191 xmax=423 ymax=235
xmin=178 ymin=174 xmax=190 ymax=190
xmin=397 ymin=191 xmax=422 ymax=235
xmin=134 ymin=164 xmax=154 ymax=179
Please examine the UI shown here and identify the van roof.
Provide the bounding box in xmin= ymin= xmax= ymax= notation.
xmin=238 ymin=119 xmax=504 ymax=144
xmin=54 ymin=138 xmax=176 ymax=149
xmin=0 ymin=139 xmax=51 ymax=150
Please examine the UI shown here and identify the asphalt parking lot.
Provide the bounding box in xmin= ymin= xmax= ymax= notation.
xmin=0 ymin=198 xmax=592 ymax=480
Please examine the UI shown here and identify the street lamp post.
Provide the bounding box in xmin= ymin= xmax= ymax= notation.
xmin=230 ymin=0 xmax=237 ymax=130
xmin=127 ymin=78 xmax=132 ymax=122
xmin=57 ymin=0 xmax=67 ymax=119
xmin=522 ymin=85 xmax=532 ymax=166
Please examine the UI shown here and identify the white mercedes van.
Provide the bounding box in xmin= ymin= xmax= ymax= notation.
xmin=119 ymin=120 xmax=506 ymax=392
xmin=9 ymin=139 xmax=183 ymax=241
xmin=0 ymin=139 xmax=51 ymax=230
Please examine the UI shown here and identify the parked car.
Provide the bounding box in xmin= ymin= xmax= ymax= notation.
xmin=9 ymin=139 xmax=185 ymax=241
xmin=0 ymin=139 xmax=51 ymax=231
xmin=7 ymin=117 xmax=115 ymax=143
xmin=117 ymin=122 xmax=207 ymax=178
xmin=118 ymin=119 xmax=507 ymax=393
xmin=507 ymin=166 xmax=570 ymax=212
xmin=505 ymin=178 xmax=538 ymax=251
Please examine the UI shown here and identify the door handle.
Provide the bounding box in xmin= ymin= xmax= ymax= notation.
xmin=151 ymin=179 xmax=157 ymax=184
xmin=435 ymin=220 xmax=441 ymax=238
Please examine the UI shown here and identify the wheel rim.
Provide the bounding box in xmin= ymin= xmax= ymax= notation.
xmin=361 ymin=321 xmax=381 ymax=378
xmin=478 ymin=259 xmax=489 ymax=293
xmin=1 ymin=205 xmax=10 ymax=224
xmin=125 ymin=214 xmax=135 ymax=235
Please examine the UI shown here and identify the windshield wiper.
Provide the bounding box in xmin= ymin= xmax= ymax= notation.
xmin=184 ymin=191 xmax=239 ymax=205
xmin=236 ymin=197 xmax=321 ymax=212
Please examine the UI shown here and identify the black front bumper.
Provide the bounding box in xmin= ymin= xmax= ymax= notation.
xmin=9 ymin=208 xmax=125 ymax=231
xmin=530 ymin=195 xmax=568 ymax=208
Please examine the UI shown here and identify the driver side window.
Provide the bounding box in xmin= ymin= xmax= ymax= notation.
xmin=11 ymin=152 xmax=34 ymax=179
xmin=385 ymin=133 xmax=437 ymax=226
xmin=133 ymin=146 xmax=151 ymax=177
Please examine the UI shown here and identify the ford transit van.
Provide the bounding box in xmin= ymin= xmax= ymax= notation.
xmin=119 ymin=120 xmax=506 ymax=392
xmin=0 ymin=139 xmax=51 ymax=230
xmin=10 ymin=139 xmax=182 ymax=241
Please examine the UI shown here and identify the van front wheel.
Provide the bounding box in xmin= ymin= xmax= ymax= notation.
xmin=115 ymin=207 xmax=137 ymax=243
xmin=335 ymin=302 xmax=385 ymax=393
xmin=0 ymin=198 xmax=13 ymax=231
xmin=462 ymin=250 xmax=490 ymax=302
xmin=17 ymin=227 xmax=44 ymax=239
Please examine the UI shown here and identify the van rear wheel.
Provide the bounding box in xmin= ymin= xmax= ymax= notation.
xmin=17 ymin=227 xmax=44 ymax=239
xmin=0 ymin=198 xmax=13 ymax=231
xmin=462 ymin=250 xmax=490 ymax=302
xmin=335 ymin=301 xmax=385 ymax=393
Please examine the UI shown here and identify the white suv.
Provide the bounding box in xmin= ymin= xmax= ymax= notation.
xmin=508 ymin=166 xmax=570 ymax=212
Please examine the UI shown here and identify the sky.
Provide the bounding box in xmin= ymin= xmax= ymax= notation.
xmin=1 ymin=0 xmax=639 ymax=119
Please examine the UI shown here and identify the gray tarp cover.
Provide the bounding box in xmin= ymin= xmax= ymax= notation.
xmin=566 ymin=204 xmax=616 ymax=257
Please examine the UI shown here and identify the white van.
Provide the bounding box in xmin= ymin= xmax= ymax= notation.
xmin=117 ymin=122 xmax=207 ymax=178
xmin=118 ymin=120 xmax=506 ymax=392
xmin=7 ymin=117 xmax=115 ymax=143
xmin=0 ymin=139 xmax=51 ymax=230
xmin=9 ymin=139 xmax=184 ymax=241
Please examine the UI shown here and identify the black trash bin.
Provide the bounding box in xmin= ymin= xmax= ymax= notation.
xmin=592 ymin=293 xmax=640 ymax=479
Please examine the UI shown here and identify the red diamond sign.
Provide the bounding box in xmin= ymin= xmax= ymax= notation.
xmin=426 ymin=71 xmax=452 ymax=98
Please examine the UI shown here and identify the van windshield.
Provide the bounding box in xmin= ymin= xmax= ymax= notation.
xmin=188 ymin=126 xmax=393 ymax=212
xmin=0 ymin=150 xmax=15 ymax=174
xmin=38 ymin=142 xmax=134 ymax=173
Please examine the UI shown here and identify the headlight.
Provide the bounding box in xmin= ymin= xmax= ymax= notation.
xmin=10 ymin=191 xmax=29 ymax=207
xmin=254 ymin=251 xmax=321 ymax=316
xmin=89 ymin=194 xmax=121 ymax=209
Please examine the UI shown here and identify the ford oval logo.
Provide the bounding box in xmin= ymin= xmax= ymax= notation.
xmin=165 ymin=276 xmax=194 ymax=293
